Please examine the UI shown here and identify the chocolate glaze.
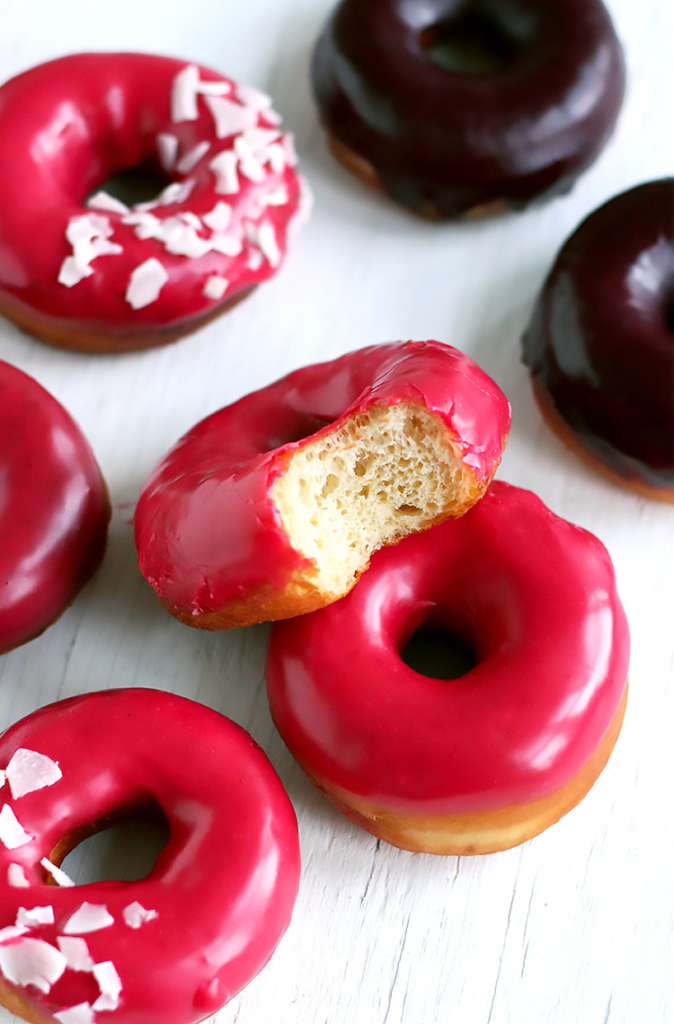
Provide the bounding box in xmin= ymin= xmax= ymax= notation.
xmin=0 ymin=360 xmax=110 ymax=654
xmin=0 ymin=689 xmax=300 ymax=1022
xmin=523 ymin=179 xmax=674 ymax=493
xmin=312 ymin=0 xmax=625 ymax=218
xmin=267 ymin=482 xmax=629 ymax=815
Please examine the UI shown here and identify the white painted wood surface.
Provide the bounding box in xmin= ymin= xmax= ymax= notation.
xmin=0 ymin=1 xmax=672 ymax=1022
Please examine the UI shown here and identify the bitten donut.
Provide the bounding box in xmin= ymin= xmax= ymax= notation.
xmin=0 ymin=688 xmax=300 ymax=1024
xmin=0 ymin=53 xmax=309 ymax=353
xmin=0 ymin=361 xmax=109 ymax=655
xmin=267 ymin=482 xmax=629 ymax=855
xmin=135 ymin=341 xmax=511 ymax=629
xmin=523 ymin=179 xmax=674 ymax=502
xmin=312 ymin=0 xmax=625 ymax=219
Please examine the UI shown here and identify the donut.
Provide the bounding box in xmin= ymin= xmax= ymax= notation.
xmin=0 ymin=688 xmax=300 ymax=1024
xmin=312 ymin=0 xmax=625 ymax=219
xmin=523 ymin=179 xmax=674 ymax=502
xmin=0 ymin=360 xmax=110 ymax=655
xmin=135 ymin=340 xmax=511 ymax=630
xmin=266 ymin=482 xmax=629 ymax=855
xmin=0 ymin=53 xmax=309 ymax=354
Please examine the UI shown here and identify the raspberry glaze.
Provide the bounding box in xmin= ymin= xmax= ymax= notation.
xmin=312 ymin=0 xmax=625 ymax=218
xmin=135 ymin=341 xmax=511 ymax=627
xmin=0 ymin=689 xmax=300 ymax=1023
xmin=0 ymin=360 xmax=109 ymax=654
xmin=266 ymin=482 xmax=629 ymax=821
xmin=0 ymin=53 xmax=305 ymax=353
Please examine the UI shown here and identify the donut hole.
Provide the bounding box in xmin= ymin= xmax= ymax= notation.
xmin=88 ymin=160 xmax=172 ymax=208
xmin=271 ymin=400 xmax=483 ymax=596
xmin=52 ymin=801 xmax=170 ymax=885
xmin=402 ymin=624 xmax=477 ymax=679
xmin=420 ymin=2 xmax=536 ymax=76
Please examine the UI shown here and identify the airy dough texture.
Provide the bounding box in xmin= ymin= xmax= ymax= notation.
xmin=271 ymin=400 xmax=484 ymax=599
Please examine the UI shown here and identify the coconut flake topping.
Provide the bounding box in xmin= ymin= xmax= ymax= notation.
xmin=209 ymin=150 xmax=240 ymax=195
xmin=93 ymin=959 xmax=123 ymax=1010
xmin=8 ymin=863 xmax=30 ymax=888
xmin=6 ymin=748 xmax=62 ymax=799
xmin=205 ymin=95 xmax=258 ymax=139
xmin=41 ymin=856 xmax=75 ymax=887
xmin=57 ymin=936 xmax=96 ymax=971
xmin=16 ymin=905 xmax=55 ymax=928
xmin=125 ymin=258 xmax=169 ymax=309
xmin=171 ymin=64 xmax=230 ymax=123
xmin=0 ymin=805 xmax=33 ymax=849
xmin=0 ymin=937 xmax=67 ymax=994
xmin=63 ymin=902 xmax=114 ymax=935
xmin=54 ymin=1005 xmax=96 ymax=1024
xmin=123 ymin=901 xmax=159 ymax=929
xmin=0 ymin=924 xmax=29 ymax=943
xmin=157 ymin=132 xmax=179 ymax=171
xmin=86 ymin=192 xmax=130 ymax=216
xmin=202 ymin=201 xmax=232 ymax=233
xmin=203 ymin=275 xmax=229 ymax=301
xmin=176 ymin=140 xmax=211 ymax=174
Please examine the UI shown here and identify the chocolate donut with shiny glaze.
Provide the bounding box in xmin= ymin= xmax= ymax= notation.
xmin=0 ymin=361 xmax=110 ymax=654
xmin=523 ymin=179 xmax=674 ymax=501
xmin=312 ymin=0 xmax=625 ymax=219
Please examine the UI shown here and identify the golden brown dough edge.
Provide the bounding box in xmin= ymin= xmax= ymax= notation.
xmin=283 ymin=686 xmax=628 ymax=856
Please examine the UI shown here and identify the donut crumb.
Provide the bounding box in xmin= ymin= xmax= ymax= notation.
xmin=271 ymin=401 xmax=475 ymax=596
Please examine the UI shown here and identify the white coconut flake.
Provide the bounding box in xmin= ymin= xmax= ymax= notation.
xmin=93 ymin=960 xmax=123 ymax=1011
xmin=197 ymin=79 xmax=231 ymax=97
xmin=54 ymin=1003 xmax=96 ymax=1024
xmin=0 ymin=937 xmax=67 ymax=994
xmin=63 ymin=903 xmax=114 ymax=935
xmin=247 ymin=248 xmax=264 ymax=272
xmin=247 ymin=220 xmax=281 ymax=267
xmin=125 ymin=258 xmax=169 ymax=310
xmin=157 ymin=179 xmax=196 ymax=206
xmin=262 ymin=186 xmax=290 ymax=207
xmin=202 ymin=201 xmax=232 ymax=233
xmin=57 ymin=257 xmax=93 ymax=288
xmin=157 ymin=132 xmax=179 ymax=171
xmin=171 ymin=64 xmax=201 ymax=122
xmin=86 ymin=191 xmax=130 ymax=215
xmin=7 ymin=749 xmax=62 ymax=802
xmin=210 ymin=151 xmax=239 ymax=195
xmin=121 ymin=211 xmax=163 ymax=240
xmin=8 ymin=863 xmax=30 ymax=888
xmin=209 ymin=234 xmax=243 ymax=257
xmin=157 ymin=219 xmax=211 ymax=259
xmin=180 ymin=211 xmax=203 ymax=230
xmin=205 ymin=95 xmax=258 ymax=139
xmin=0 ymin=924 xmax=29 ymax=943
xmin=57 ymin=936 xmax=95 ymax=971
xmin=65 ymin=214 xmax=112 ymax=246
xmin=41 ymin=857 xmax=75 ymax=888
xmin=0 ymin=805 xmax=33 ymax=849
xmin=122 ymin=902 xmax=159 ymax=929
xmin=202 ymin=275 xmax=229 ymax=300
xmin=264 ymin=108 xmax=283 ymax=126
xmin=236 ymin=83 xmax=273 ymax=110
xmin=240 ymin=127 xmax=282 ymax=154
xmin=16 ymin=905 xmax=55 ymax=928
xmin=176 ymin=140 xmax=211 ymax=174
xmin=282 ymin=133 xmax=298 ymax=167
xmin=0 ymin=770 xmax=6 ymax=789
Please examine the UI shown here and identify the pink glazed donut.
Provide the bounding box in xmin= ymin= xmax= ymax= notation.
xmin=0 ymin=689 xmax=300 ymax=1024
xmin=267 ymin=482 xmax=629 ymax=855
xmin=0 ymin=360 xmax=110 ymax=655
xmin=135 ymin=341 xmax=511 ymax=630
xmin=0 ymin=53 xmax=308 ymax=353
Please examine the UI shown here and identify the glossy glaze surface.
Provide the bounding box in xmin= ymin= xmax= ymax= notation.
xmin=0 ymin=689 xmax=301 ymax=1023
xmin=0 ymin=360 xmax=109 ymax=654
xmin=135 ymin=341 xmax=511 ymax=619
xmin=312 ymin=0 xmax=625 ymax=217
xmin=267 ymin=482 xmax=629 ymax=814
xmin=0 ymin=53 xmax=303 ymax=350
xmin=523 ymin=179 xmax=674 ymax=493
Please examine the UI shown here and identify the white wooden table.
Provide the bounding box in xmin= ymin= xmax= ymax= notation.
xmin=1 ymin=1 xmax=673 ymax=1022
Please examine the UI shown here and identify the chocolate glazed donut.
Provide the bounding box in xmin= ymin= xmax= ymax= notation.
xmin=523 ymin=179 xmax=674 ymax=501
xmin=312 ymin=0 xmax=626 ymax=219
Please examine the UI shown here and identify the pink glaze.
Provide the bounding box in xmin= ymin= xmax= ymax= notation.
xmin=135 ymin=341 xmax=511 ymax=618
xmin=0 ymin=688 xmax=300 ymax=1023
xmin=0 ymin=53 xmax=305 ymax=346
xmin=266 ymin=482 xmax=629 ymax=814
xmin=0 ymin=360 xmax=109 ymax=654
